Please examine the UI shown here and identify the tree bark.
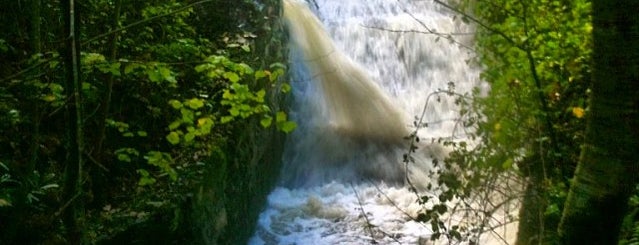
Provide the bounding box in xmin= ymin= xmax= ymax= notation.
xmin=61 ymin=0 xmax=85 ymax=243
xmin=95 ymin=0 xmax=123 ymax=158
xmin=557 ymin=0 xmax=639 ymax=244
xmin=516 ymin=156 xmax=546 ymax=245
xmin=26 ymin=0 xmax=42 ymax=177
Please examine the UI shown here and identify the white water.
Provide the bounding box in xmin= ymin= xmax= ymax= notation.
xmin=250 ymin=0 xmax=515 ymax=244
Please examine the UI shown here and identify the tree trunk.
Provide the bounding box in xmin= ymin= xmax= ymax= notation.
xmin=95 ymin=0 xmax=123 ymax=158
xmin=516 ymin=156 xmax=546 ymax=245
xmin=26 ymin=0 xmax=42 ymax=177
xmin=557 ymin=0 xmax=639 ymax=244
xmin=61 ymin=0 xmax=85 ymax=243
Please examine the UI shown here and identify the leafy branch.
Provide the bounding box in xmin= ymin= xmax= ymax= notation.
xmin=1 ymin=0 xmax=215 ymax=83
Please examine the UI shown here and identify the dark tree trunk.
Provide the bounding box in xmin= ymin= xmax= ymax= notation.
xmin=557 ymin=0 xmax=639 ymax=243
xmin=95 ymin=0 xmax=123 ymax=158
xmin=26 ymin=0 xmax=42 ymax=177
xmin=516 ymin=156 xmax=547 ymax=245
xmin=61 ymin=0 xmax=85 ymax=243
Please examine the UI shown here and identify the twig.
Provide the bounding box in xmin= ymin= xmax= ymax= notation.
xmin=84 ymin=151 xmax=110 ymax=172
xmin=394 ymin=0 xmax=475 ymax=52
xmin=362 ymin=25 xmax=475 ymax=36
xmin=351 ymin=183 xmax=379 ymax=244
xmin=1 ymin=0 xmax=215 ymax=83
xmin=83 ymin=0 xmax=214 ymax=45
xmin=432 ymin=0 xmax=520 ymax=49
xmin=53 ymin=191 xmax=82 ymax=219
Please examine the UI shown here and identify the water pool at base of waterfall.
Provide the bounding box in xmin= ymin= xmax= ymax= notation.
xmin=250 ymin=182 xmax=518 ymax=244
xmin=250 ymin=182 xmax=434 ymax=244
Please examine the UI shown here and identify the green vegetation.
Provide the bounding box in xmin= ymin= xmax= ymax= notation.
xmin=466 ymin=0 xmax=593 ymax=243
xmin=1 ymin=0 xmax=637 ymax=244
xmin=0 ymin=0 xmax=291 ymax=244
xmin=405 ymin=0 xmax=639 ymax=244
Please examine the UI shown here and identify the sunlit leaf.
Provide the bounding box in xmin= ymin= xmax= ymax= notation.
xmin=281 ymin=83 xmax=292 ymax=94
xmin=224 ymin=71 xmax=240 ymax=83
xmin=276 ymin=111 xmax=287 ymax=123
xmin=572 ymin=107 xmax=585 ymax=118
xmin=166 ymin=132 xmax=180 ymax=145
xmin=221 ymin=116 xmax=233 ymax=124
xmin=0 ymin=199 xmax=12 ymax=207
xmin=168 ymin=121 xmax=181 ymax=130
xmin=260 ymin=116 xmax=272 ymax=128
xmin=184 ymin=132 xmax=195 ymax=142
xmin=186 ymin=98 xmax=204 ymax=110
xmin=502 ymin=158 xmax=514 ymax=169
xmin=255 ymin=70 xmax=267 ymax=80
xmin=278 ymin=121 xmax=297 ymax=133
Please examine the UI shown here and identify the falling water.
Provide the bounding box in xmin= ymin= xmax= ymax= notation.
xmin=250 ymin=0 xmax=514 ymax=244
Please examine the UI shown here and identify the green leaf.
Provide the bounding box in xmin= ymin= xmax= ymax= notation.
xmin=260 ymin=116 xmax=272 ymax=128
xmin=278 ymin=121 xmax=297 ymax=133
xmin=255 ymin=90 xmax=266 ymax=103
xmin=181 ymin=108 xmax=195 ymax=122
xmin=194 ymin=63 xmax=211 ymax=73
xmin=281 ymin=83 xmax=292 ymax=94
xmin=184 ymin=132 xmax=195 ymax=142
xmin=270 ymin=62 xmax=286 ymax=69
xmin=241 ymin=44 xmax=251 ymax=52
xmin=185 ymin=98 xmax=204 ymax=109
xmin=0 ymin=161 xmax=9 ymax=171
xmin=166 ymin=132 xmax=180 ymax=145
xmin=82 ymin=82 xmax=92 ymax=90
xmin=502 ymin=158 xmax=514 ymax=169
xmin=137 ymin=169 xmax=156 ymax=186
xmin=255 ymin=70 xmax=267 ymax=80
xmin=41 ymin=184 xmax=59 ymax=190
xmin=169 ymin=100 xmax=183 ymax=109
xmin=230 ymin=108 xmax=240 ymax=116
xmin=159 ymin=67 xmax=172 ymax=80
xmin=117 ymin=153 xmax=131 ymax=162
xmin=0 ymin=199 xmax=12 ymax=207
xmin=237 ymin=63 xmax=254 ymax=74
xmin=276 ymin=111 xmax=287 ymax=123
xmin=83 ymin=53 xmax=106 ymax=65
xmin=147 ymin=69 xmax=162 ymax=83
xmin=221 ymin=116 xmax=233 ymax=124
xmin=168 ymin=121 xmax=182 ymax=130
xmin=224 ymin=71 xmax=240 ymax=83
xmin=109 ymin=62 xmax=121 ymax=76
xmin=125 ymin=63 xmax=145 ymax=74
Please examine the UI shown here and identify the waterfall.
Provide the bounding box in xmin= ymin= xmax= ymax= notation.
xmin=250 ymin=0 xmax=513 ymax=244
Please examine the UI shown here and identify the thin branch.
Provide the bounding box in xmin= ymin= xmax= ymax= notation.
xmin=84 ymin=151 xmax=110 ymax=172
xmin=83 ymin=0 xmax=214 ymax=45
xmin=361 ymin=25 xmax=475 ymax=36
xmin=394 ymin=0 xmax=475 ymax=52
xmin=53 ymin=191 xmax=82 ymax=219
xmin=1 ymin=0 xmax=214 ymax=83
xmin=351 ymin=183 xmax=379 ymax=244
xmin=432 ymin=0 xmax=522 ymax=49
xmin=0 ymin=60 xmax=50 ymax=83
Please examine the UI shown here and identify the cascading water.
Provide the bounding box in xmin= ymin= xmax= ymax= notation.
xmin=250 ymin=0 xmax=514 ymax=244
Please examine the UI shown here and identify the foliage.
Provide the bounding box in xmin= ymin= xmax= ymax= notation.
xmin=454 ymin=0 xmax=591 ymax=241
xmin=395 ymin=0 xmax=593 ymax=243
xmin=0 ymin=0 xmax=289 ymax=243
